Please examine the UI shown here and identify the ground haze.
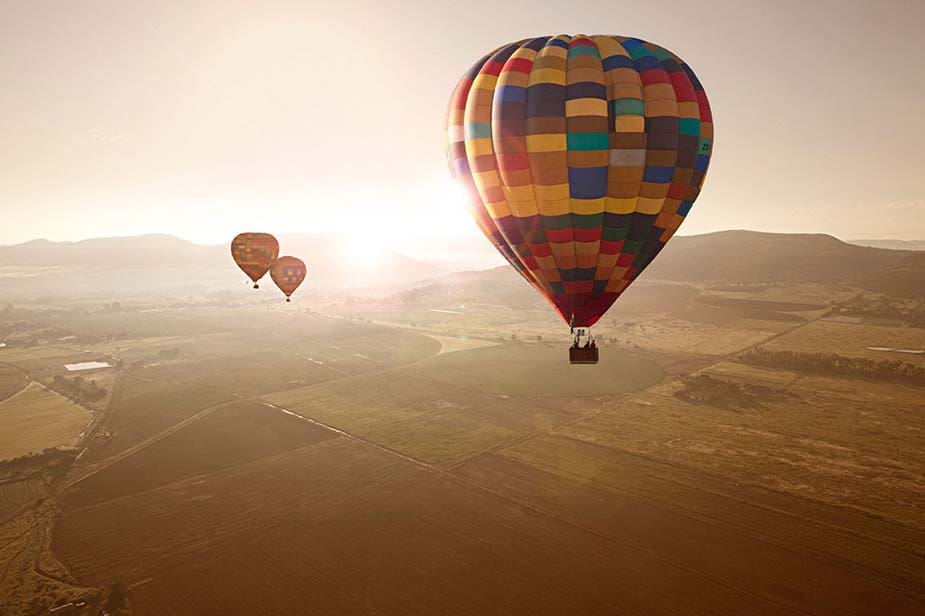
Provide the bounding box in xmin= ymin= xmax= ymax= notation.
xmin=0 ymin=231 xmax=923 ymax=615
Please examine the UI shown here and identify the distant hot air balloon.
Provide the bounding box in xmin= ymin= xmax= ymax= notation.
xmin=231 ymin=233 xmax=279 ymax=289
xmin=446 ymin=35 xmax=713 ymax=363
xmin=270 ymin=256 xmax=306 ymax=302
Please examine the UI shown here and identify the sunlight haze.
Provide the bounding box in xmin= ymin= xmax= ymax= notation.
xmin=2 ymin=0 xmax=923 ymax=246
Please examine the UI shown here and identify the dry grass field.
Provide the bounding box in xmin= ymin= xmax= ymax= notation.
xmin=556 ymin=372 xmax=925 ymax=530
xmin=0 ymin=302 xmax=920 ymax=615
xmin=63 ymin=400 xmax=337 ymax=509
xmin=763 ymin=320 xmax=925 ymax=365
xmin=0 ymin=384 xmax=91 ymax=460
xmin=419 ymin=343 xmax=666 ymax=397
xmin=0 ymin=363 xmax=28 ymax=402
xmin=455 ymin=438 xmax=924 ymax=615
xmin=265 ymin=366 xmax=579 ymax=466
xmin=54 ymin=437 xmax=845 ymax=616
xmin=0 ymin=479 xmax=45 ymax=520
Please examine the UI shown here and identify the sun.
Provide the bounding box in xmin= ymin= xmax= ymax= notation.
xmin=342 ymin=233 xmax=386 ymax=269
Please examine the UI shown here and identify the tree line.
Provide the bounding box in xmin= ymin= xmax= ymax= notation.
xmin=50 ymin=374 xmax=108 ymax=404
xmin=739 ymin=348 xmax=925 ymax=384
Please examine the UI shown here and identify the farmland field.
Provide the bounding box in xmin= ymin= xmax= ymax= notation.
xmin=63 ymin=400 xmax=337 ymax=509
xmin=1 ymin=296 xmax=922 ymax=615
xmin=0 ymin=479 xmax=44 ymax=519
xmin=56 ymin=436 xmax=884 ymax=616
xmin=763 ymin=319 xmax=925 ymax=365
xmin=266 ymin=366 xmax=580 ymax=466
xmin=556 ymin=372 xmax=925 ymax=529
xmin=0 ymin=384 xmax=91 ymax=460
xmin=0 ymin=363 xmax=27 ymax=401
xmin=419 ymin=343 xmax=666 ymax=397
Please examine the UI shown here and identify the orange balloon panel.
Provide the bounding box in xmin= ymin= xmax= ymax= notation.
xmin=231 ymin=233 xmax=279 ymax=288
xmin=270 ymin=256 xmax=306 ymax=301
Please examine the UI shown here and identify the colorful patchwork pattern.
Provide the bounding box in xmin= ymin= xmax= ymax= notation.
xmin=270 ymin=256 xmax=306 ymax=300
xmin=446 ymin=35 xmax=713 ymax=327
xmin=231 ymin=232 xmax=280 ymax=286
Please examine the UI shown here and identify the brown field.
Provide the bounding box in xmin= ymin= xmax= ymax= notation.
xmin=701 ymin=360 xmax=799 ymax=385
xmin=556 ymin=373 xmax=925 ymax=530
xmin=0 ymin=479 xmax=45 ymax=520
xmin=86 ymin=380 xmax=233 ymax=461
xmin=0 ymin=384 xmax=91 ymax=460
xmin=455 ymin=438 xmax=924 ymax=615
xmin=63 ymin=400 xmax=336 ymax=509
xmin=54 ymin=437 xmax=860 ymax=616
xmin=1 ymin=507 xmax=99 ymax=614
xmin=2 ymin=303 xmax=921 ymax=615
xmin=264 ymin=365 xmax=584 ymax=467
xmin=764 ymin=320 xmax=925 ymax=365
xmin=0 ymin=363 xmax=28 ymax=402
xmin=419 ymin=343 xmax=666 ymax=397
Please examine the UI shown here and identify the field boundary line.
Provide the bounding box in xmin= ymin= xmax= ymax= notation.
xmin=549 ymin=432 xmax=925 ymax=561
xmin=259 ymin=400 xmax=812 ymax=616
xmin=477 ymin=441 xmax=925 ymax=598
xmin=64 ymin=397 xmax=240 ymax=491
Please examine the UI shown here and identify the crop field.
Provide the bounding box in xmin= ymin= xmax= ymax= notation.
xmin=453 ymin=436 xmax=924 ymax=614
xmin=265 ymin=367 xmax=581 ymax=466
xmin=555 ymin=373 xmax=925 ymax=530
xmin=701 ymin=360 xmax=799 ymax=385
xmin=3 ymin=295 xmax=921 ymax=615
xmin=54 ymin=436 xmax=856 ymax=616
xmin=763 ymin=320 xmax=925 ymax=365
xmin=0 ymin=363 xmax=27 ymax=401
xmin=0 ymin=479 xmax=44 ymax=519
xmin=0 ymin=506 xmax=98 ymax=613
xmin=83 ymin=323 xmax=439 ymax=463
xmin=64 ymin=400 xmax=336 ymax=509
xmin=86 ymin=379 xmax=232 ymax=461
xmin=0 ymin=384 xmax=91 ymax=460
xmin=420 ymin=343 xmax=666 ymax=397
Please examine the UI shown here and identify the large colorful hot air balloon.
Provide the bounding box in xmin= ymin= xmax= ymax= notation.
xmin=446 ymin=35 xmax=713 ymax=362
xmin=270 ymin=256 xmax=306 ymax=302
xmin=231 ymin=233 xmax=279 ymax=289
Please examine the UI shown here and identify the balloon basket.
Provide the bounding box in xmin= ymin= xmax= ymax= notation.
xmin=253 ymin=283 xmax=259 ymax=289
xmin=569 ymin=346 xmax=599 ymax=365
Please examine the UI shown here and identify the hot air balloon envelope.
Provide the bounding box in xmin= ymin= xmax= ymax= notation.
xmin=231 ymin=233 xmax=279 ymax=289
xmin=270 ymin=256 xmax=306 ymax=302
xmin=446 ymin=35 xmax=713 ymax=328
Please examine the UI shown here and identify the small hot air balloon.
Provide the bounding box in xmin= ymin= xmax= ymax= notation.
xmin=231 ymin=233 xmax=279 ymax=289
xmin=446 ymin=35 xmax=713 ymax=363
xmin=270 ymin=256 xmax=306 ymax=302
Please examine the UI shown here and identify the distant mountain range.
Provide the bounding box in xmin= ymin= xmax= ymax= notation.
xmin=0 ymin=230 xmax=921 ymax=300
xmin=646 ymin=231 xmax=923 ymax=298
xmin=412 ymin=231 xmax=924 ymax=301
xmin=0 ymin=233 xmax=441 ymax=296
xmin=848 ymin=239 xmax=925 ymax=251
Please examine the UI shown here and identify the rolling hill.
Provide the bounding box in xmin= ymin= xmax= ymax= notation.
xmin=1 ymin=230 xmax=920 ymax=301
xmin=0 ymin=234 xmax=441 ymax=296
xmin=849 ymin=239 xmax=925 ymax=251
xmin=409 ymin=230 xmax=923 ymax=302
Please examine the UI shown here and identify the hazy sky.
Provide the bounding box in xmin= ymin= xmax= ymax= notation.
xmin=2 ymin=0 xmax=923 ymax=247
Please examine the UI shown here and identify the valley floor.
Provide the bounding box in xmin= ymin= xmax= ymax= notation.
xmin=1 ymin=287 xmax=923 ymax=615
